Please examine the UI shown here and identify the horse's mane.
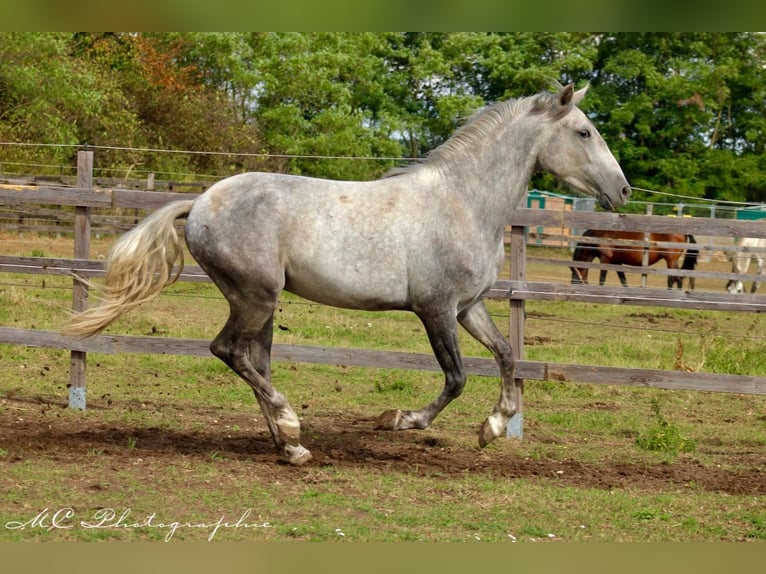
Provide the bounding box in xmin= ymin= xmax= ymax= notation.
xmin=384 ymin=91 xmax=559 ymax=178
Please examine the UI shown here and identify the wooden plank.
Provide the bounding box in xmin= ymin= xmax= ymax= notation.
xmin=568 ymin=264 xmax=750 ymax=286
xmin=510 ymin=208 xmax=766 ymax=238
xmin=0 ymin=183 xmax=112 ymax=208
xmin=498 ymin=280 xmax=766 ymax=312
xmin=0 ymin=256 xmax=210 ymax=283
xmin=518 ymin=362 xmax=766 ymax=395
xmin=111 ymin=189 xmax=202 ymax=209
xmin=4 ymin=184 xmax=766 ymax=238
xmin=1 ymin=327 xmax=764 ymax=395
xmin=0 ymin=256 xmax=102 ymax=276
xmin=4 ymin=254 xmax=763 ymax=313
xmin=531 ymin=256 xmax=762 ymax=284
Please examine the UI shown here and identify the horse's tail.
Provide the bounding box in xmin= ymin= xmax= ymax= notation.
xmin=682 ymin=235 xmax=699 ymax=270
xmin=62 ymin=200 xmax=196 ymax=339
xmin=676 ymin=234 xmax=699 ymax=290
xmin=570 ymin=244 xmax=594 ymax=283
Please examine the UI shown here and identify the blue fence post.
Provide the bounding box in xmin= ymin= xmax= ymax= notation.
xmin=506 ymin=223 xmax=526 ymax=439
xmin=68 ymin=150 xmax=93 ymax=410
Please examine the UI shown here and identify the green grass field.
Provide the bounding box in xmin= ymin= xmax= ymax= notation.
xmin=1 ymin=234 xmax=764 ymax=542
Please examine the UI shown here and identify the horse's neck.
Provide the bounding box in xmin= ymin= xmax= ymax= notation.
xmin=442 ymin=119 xmax=542 ymax=228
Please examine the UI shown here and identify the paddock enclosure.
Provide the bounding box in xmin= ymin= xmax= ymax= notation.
xmin=2 ymin=153 xmax=765 ymax=405
xmin=1 ymin=154 xmax=766 ymax=541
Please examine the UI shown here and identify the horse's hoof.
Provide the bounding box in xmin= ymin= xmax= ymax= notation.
xmin=284 ymin=444 xmax=312 ymax=465
xmin=478 ymin=417 xmax=502 ymax=448
xmin=375 ymin=409 xmax=403 ymax=430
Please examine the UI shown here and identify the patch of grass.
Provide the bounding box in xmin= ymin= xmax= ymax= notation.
xmin=636 ymin=398 xmax=696 ymax=455
xmin=207 ymin=450 xmax=224 ymax=462
xmin=745 ymin=514 xmax=766 ymax=540
xmin=374 ymin=377 xmax=415 ymax=394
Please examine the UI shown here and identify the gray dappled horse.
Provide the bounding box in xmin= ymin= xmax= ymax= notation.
xmin=63 ymin=84 xmax=630 ymax=465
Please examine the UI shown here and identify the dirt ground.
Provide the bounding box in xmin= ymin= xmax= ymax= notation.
xmin=2 ymin=393 xmax=765 ymax=496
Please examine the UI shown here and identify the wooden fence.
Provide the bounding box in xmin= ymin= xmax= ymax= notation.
xmin=2 ymin=152 xmax=766 ymax=438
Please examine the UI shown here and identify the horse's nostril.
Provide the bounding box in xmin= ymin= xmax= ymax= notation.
xmin=622 ymin=186 xmax=631 ymax=199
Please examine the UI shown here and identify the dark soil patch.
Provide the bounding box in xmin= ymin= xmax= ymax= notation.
xmin=2 ymin=396 xmax=764 ymax=496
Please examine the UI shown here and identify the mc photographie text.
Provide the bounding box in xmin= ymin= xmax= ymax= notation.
xmin=4 ymin=507 xmax=272 ymax=541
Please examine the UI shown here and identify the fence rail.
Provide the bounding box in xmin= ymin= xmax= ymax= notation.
xmin=2 ymin=155 xmax=766 ymax=439
xmin=2 ymin=327 xmax=763 ymax=396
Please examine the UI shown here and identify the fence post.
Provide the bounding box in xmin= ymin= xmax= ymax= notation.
xmin=506 ymin=224 xmax=526 ymax=438
xmin=69 ymin=150 xmax=93 ymax=409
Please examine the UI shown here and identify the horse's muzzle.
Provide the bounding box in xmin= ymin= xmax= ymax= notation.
xmin=600 ymin=184 xmax=631 ymax=211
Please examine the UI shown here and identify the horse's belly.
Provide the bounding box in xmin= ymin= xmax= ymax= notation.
xmin=284 ymin=262 xmax=410 ymax=311
xmin=285 ymin=278 xmax=410 ymax=311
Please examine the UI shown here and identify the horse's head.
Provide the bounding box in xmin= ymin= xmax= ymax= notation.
xmin=535 ymin=84 xmax=631 ymax=211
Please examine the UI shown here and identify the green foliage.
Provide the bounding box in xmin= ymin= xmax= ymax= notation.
xmin=636 ymin=398 xmax=696 ymax=455
xmin=592 ymin=32 xmax=766 ymax=203
xmin=1 ymin=32 xmax=766 ymax=198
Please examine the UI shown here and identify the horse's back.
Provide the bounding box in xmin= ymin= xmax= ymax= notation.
xmin=184 ymin=173 xmax=407 ymax=304
xmin=184 ymin=171 xmax=504 ymax=313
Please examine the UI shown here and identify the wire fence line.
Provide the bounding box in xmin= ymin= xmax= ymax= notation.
xmin=2 ymin=139 xmax=765 ymax=208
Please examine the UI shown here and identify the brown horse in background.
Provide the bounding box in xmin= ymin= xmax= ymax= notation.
xmin=570 ymin=230 xmax=698 ymax=289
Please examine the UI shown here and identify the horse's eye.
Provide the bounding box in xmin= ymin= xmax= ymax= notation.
xmin=578 ymin=129 xmax=591 ymax=139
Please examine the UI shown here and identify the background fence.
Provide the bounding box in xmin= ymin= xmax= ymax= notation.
xmin=2 ymin=152 xmax=766 ymax=437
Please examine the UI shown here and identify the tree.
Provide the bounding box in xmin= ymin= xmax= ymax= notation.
xmin=0 ymin=32 xmax=139 ymax=172
xmin=1 ymin=32 xmax=764 ymax=203
xmin=241 ymin=33 xmax=404 ymax=179
xmin=591 ymin=32 xmax=766 ymax=204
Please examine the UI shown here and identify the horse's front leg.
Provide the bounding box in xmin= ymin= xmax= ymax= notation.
xmin=667 ymin=259 xmax=681 ymax=289
xmin=375 ymin=311 xmax=465 ymax=431
xmin=617 ymin=271 xmax=628 ymax=287
xmin=456 ymin=301 xmax=517 ymax=447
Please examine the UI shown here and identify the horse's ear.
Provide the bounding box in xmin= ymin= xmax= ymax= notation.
xmin=552 ymin=83 xmax=576 ymax=118
xmin=572 ymin=84 xmax=589 ymax=105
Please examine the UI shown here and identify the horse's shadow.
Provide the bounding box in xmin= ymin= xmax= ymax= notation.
xmin=41 ymin=416 xmax=464 ymax=470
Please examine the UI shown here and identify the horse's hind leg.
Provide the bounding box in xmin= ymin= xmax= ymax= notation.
xmin=211 ymin=299 xmax=310 ymax=465
xmin=752 ymin=255 xmax=764 ymax=293
xmin=375 ymin=310 xmax=466 ymax=431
